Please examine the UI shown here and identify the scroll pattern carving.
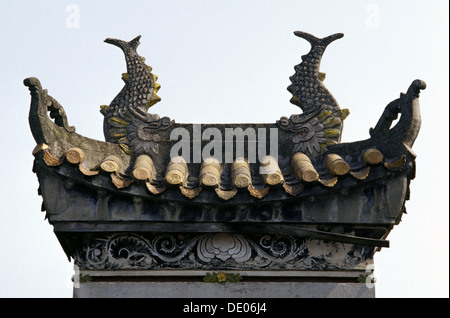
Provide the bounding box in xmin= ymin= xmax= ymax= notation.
xmin=76 ymin=232 xmax=373 ymax=271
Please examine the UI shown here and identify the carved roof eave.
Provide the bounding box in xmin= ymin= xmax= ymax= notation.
xmin=26 ymin=77 xmax=425 ymax=204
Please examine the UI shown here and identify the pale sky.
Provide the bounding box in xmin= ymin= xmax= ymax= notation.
xmin=0 ymin=0 xmax=448 ymax=298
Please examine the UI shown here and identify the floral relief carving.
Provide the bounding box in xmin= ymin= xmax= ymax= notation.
xmin=197 ymin=233 xmax=252 ymax=263
xmin=76 ymin=232 xmax=374 ymax=271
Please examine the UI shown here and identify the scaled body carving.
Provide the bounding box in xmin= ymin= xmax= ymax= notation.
xmin=279 ymin=31 xmax=349 ymax=156
xmin=100 ymin=35 xmax=172 ymax=154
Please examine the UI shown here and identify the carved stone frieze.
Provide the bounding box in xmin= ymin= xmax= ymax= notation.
xmin=75 ymin=232 xmax=374 ymax=271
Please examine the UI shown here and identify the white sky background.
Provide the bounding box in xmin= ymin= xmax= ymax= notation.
xmin=0 ymin=0 xmax=448 ymax=298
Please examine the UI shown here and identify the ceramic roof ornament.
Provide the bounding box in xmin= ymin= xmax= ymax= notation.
xmin=280 ymin=31 xmax=349 ymax=156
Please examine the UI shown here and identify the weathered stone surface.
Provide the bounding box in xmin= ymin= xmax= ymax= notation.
xmin=74 ymin=281 xmax=375 ymax=298
xmin=34 ymin=156 xmax=411 ymax=227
